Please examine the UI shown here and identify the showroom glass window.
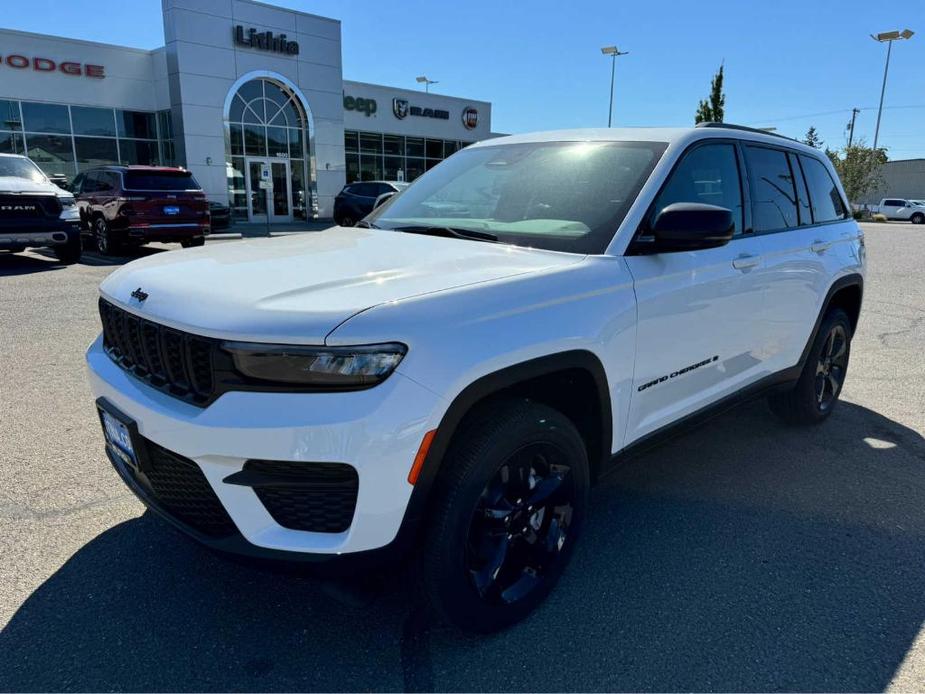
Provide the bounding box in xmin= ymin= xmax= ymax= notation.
xmin=746 ymin=145 xmax=799 ymax=231
xmin=0 ymin=98 xmax=173 ymax=178
xmin=651 ymin=143 xmax=744 ymax=235
xmin=344 ymin=131 xmax=473 ymax=184
xmin=799 ymin=155 xmax=848 ymax=223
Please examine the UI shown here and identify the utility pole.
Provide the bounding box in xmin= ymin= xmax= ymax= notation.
xmin=847 ymin=107 xmax=860 ymax=148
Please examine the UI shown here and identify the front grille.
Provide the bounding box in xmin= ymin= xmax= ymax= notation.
xmin=99 ymin=299 xmax=214 ymax=406
xmin=244 ymin=460 xmax=359 ymax=533
xmin=0 ymin=193 xmax=61 ymax=221
xmin=138 ymin=439 xmax=237 ymax=537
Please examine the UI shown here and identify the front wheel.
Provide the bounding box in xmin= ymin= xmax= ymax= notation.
xmin=911 ymin=213 xmax=924 ymax=225
xmin=769 ymin=308 xmax=852 ymax=425
xmin=420 ymin=400 xmax=589 ymax=632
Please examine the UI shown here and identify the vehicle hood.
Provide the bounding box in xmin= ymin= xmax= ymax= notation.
xmin=99 ymin=227 xmax=583 ymax=343
xmin=0 ymin=176 xmax=65 ymax=195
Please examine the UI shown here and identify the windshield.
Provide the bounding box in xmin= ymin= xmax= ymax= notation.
xmin=0 ymin=156 xmax=47 ymax=184
xmin=368 ymin=140 xmax=667 ymax=253
xmin=124 ymin=171 xmax=201 ymax=191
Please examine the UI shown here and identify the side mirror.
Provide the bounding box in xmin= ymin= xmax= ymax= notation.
xmin=373 ymin=191 xmax=396 ymax=210
xmin=651 ymin=202 xmax=734 ymax=252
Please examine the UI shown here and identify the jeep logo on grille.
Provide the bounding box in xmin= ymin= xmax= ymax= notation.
xmin=130 ymin=288 xmax=149 ymax=302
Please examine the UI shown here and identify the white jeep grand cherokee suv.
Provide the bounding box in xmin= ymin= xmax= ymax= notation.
xmin=87 ymin=124 xmax=864 ymax=632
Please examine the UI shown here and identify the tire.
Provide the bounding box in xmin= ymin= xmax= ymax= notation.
xmin=53 ymin=232 xmax=82 ymax=265
xmin=420 ymin=399 xmax=590 ymax=633
xmin=93 ymin=216 xmax=119 ymax=255
xmin=181 ymin=237 xmax=205 ymax=248
xmin=911 ymin=213 xmax=924 ymax=225
xmin=768 ymin=308 xmax=852 ymax=425
xmin=338 ymin=215 xmax=355 ymax=227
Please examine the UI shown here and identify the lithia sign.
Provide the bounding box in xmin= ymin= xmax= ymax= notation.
xmin=233 ymin=25 xmax=300 ymax=55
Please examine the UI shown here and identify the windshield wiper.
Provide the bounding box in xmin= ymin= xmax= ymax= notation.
xmin=354 ymin=220 xmax=380 ymax=229
xmin=391 ymin=225 xmax=498 ymax=243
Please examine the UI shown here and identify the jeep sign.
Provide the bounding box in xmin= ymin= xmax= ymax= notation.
xmin=344 ymin=95 xmax=377 ymax=116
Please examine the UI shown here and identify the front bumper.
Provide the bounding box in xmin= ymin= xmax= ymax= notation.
xmin=0 ymin=223 xmax=80 ymax=248
xmin=86 ymin=334 xmax=445 ymax=564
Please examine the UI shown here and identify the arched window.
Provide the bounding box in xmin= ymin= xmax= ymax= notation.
xmin=225 ymin=77 xmax=313 ymax=221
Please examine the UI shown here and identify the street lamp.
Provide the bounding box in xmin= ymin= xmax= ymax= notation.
xmin=601 ymin=45 xmax=629 ymax=127
xmin=870 ymin=28 xmax=914 ymax=150
xmin=415 ymin=75 xmax=438 ymax=93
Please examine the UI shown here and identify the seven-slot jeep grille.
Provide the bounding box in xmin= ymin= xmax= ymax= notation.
xmin=99 ymin=298 xmax=215 ymax=405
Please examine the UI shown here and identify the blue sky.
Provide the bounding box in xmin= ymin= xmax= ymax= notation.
xmin=6 ymin=0 xmax=924 ymax=158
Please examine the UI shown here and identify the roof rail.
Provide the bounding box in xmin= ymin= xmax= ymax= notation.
xmin=695 ymin=122 xmax=799 ymax=142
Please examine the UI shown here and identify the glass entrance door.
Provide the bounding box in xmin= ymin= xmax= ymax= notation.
xmin=245 ymin=157 xmax=292 ymax=223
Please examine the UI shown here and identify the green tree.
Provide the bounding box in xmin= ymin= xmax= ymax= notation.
xmin=826 ymin=139 xmax=888 ymax=205
xmin=694 ymin=64 xmax=725 ymax=124
xmin=803 ymin=126 xmax=824 ymax=149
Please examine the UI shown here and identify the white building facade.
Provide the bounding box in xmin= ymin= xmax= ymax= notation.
xmin=0 ymin=0 xmax=493 ymax=221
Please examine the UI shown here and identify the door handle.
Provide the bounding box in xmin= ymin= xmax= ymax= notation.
xmin=732 ymin=254 xmax=760 ymax=270
xmin=811 ymin=240 xmax=833 ymax=253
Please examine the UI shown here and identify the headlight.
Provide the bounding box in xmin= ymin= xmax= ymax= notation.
xmin=221 ymin=342 xmax=407 ymax=388
xmin=58 ymin=195 xmax=76 ymax=207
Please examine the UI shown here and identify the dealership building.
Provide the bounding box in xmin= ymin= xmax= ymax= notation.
xmin=0 ymin=0 xmax=494 ymax=221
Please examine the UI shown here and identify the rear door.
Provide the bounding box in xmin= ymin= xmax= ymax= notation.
xmin=624 ymin=140 xmax=768 ymax=442
xmin=123 ymin=170 xmax=207 ymax=227
xmin=753 ymin=149 xmax=857 ymax=372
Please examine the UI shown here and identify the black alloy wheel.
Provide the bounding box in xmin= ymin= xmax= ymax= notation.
xmin=815 ymin=323 xmax=849 ymax=413
xmin=421 ymin=400 xmax=589 ymax=632
xmin=768 ymin=308 xmax=852 ymax=425
xmin=94 ymin=217 xmax=113 ymax=255
xmin=466 ymin=442 xmax=576 ymax=605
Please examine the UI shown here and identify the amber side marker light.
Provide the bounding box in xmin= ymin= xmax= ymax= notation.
xmin=408 ymin=429 xmax=437 ymax=485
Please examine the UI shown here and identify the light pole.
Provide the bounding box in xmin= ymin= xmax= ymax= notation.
xmin=870 ymin=29 xmax=914 ymax=150
xmin=601 ymin=45 xmax=629 ymax=127
xmin=415 ymin=75 xmax=438 ymax=93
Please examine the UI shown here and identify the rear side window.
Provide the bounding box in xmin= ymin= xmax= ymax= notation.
xmin=124 ymin=171 xmax=200 ymax=191
xmin=799 ymin=156 xmax=848 ymax=223
xmin=883 ymin=199 xmax=904 ymax=206
xmin=745 ymin=146 xmax=797 ymax=231
xmin=651 ymin=143 xmax=744 ymax=236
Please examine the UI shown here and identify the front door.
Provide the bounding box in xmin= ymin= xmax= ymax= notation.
xmin=245 ymin=158 xmax=292 ymax=223
xmin=623 ymin=141 xmax=768 ymax=444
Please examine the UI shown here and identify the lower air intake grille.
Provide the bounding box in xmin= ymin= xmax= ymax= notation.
xmin=142 ymin=439 xmax=237 ymax=538
xmin=244 ymin=460 xmax=359 ymax=533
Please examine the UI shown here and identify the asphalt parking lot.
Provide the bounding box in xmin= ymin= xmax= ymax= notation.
xmin=1 ymin=222 xmax=923 ymax=692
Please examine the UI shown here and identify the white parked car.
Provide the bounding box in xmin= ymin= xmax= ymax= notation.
xmin=86 ymin=124 xmax=865 ymax=632
xmin=0 ymin=153 xmax=82 ymax=263
xmin=876 ymin=197 xmax=925 ymax=224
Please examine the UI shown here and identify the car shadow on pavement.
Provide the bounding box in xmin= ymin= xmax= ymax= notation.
xmin=0 ymin=245 xmax=167 ymax=275
xmin=2 ymin=400 xmax=924 ymax=692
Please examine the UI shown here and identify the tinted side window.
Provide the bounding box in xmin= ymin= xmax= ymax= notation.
xmin=746 ymin=146 xmax=798 ymax=231
xmin=884 ymin=198 xmax=903 ymax=207
xmin=96 ymin=172 xmax=116 ymax=192
xmin=800 ymin=155 xmax=847 ymax=223
xmin=652 ymin=143 xmax=743 ymax=236
xmin=789 ymin=153 xmax=812 ymax=226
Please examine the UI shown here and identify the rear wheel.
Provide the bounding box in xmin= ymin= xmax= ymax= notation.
xmin=769 ymin=308 xmax=852 ymax=425
xmin=53 ymin=232 xmax=82 ymax=264
xmin=93 ymin=217 xmax=119 ymax=255
xmin=181 ymin=237 xmax=205 ymax=248
xmin=338 ymin=215 xmax=355 ymax=227
xmin=421 ymin=400 xmax=589 ymax=632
